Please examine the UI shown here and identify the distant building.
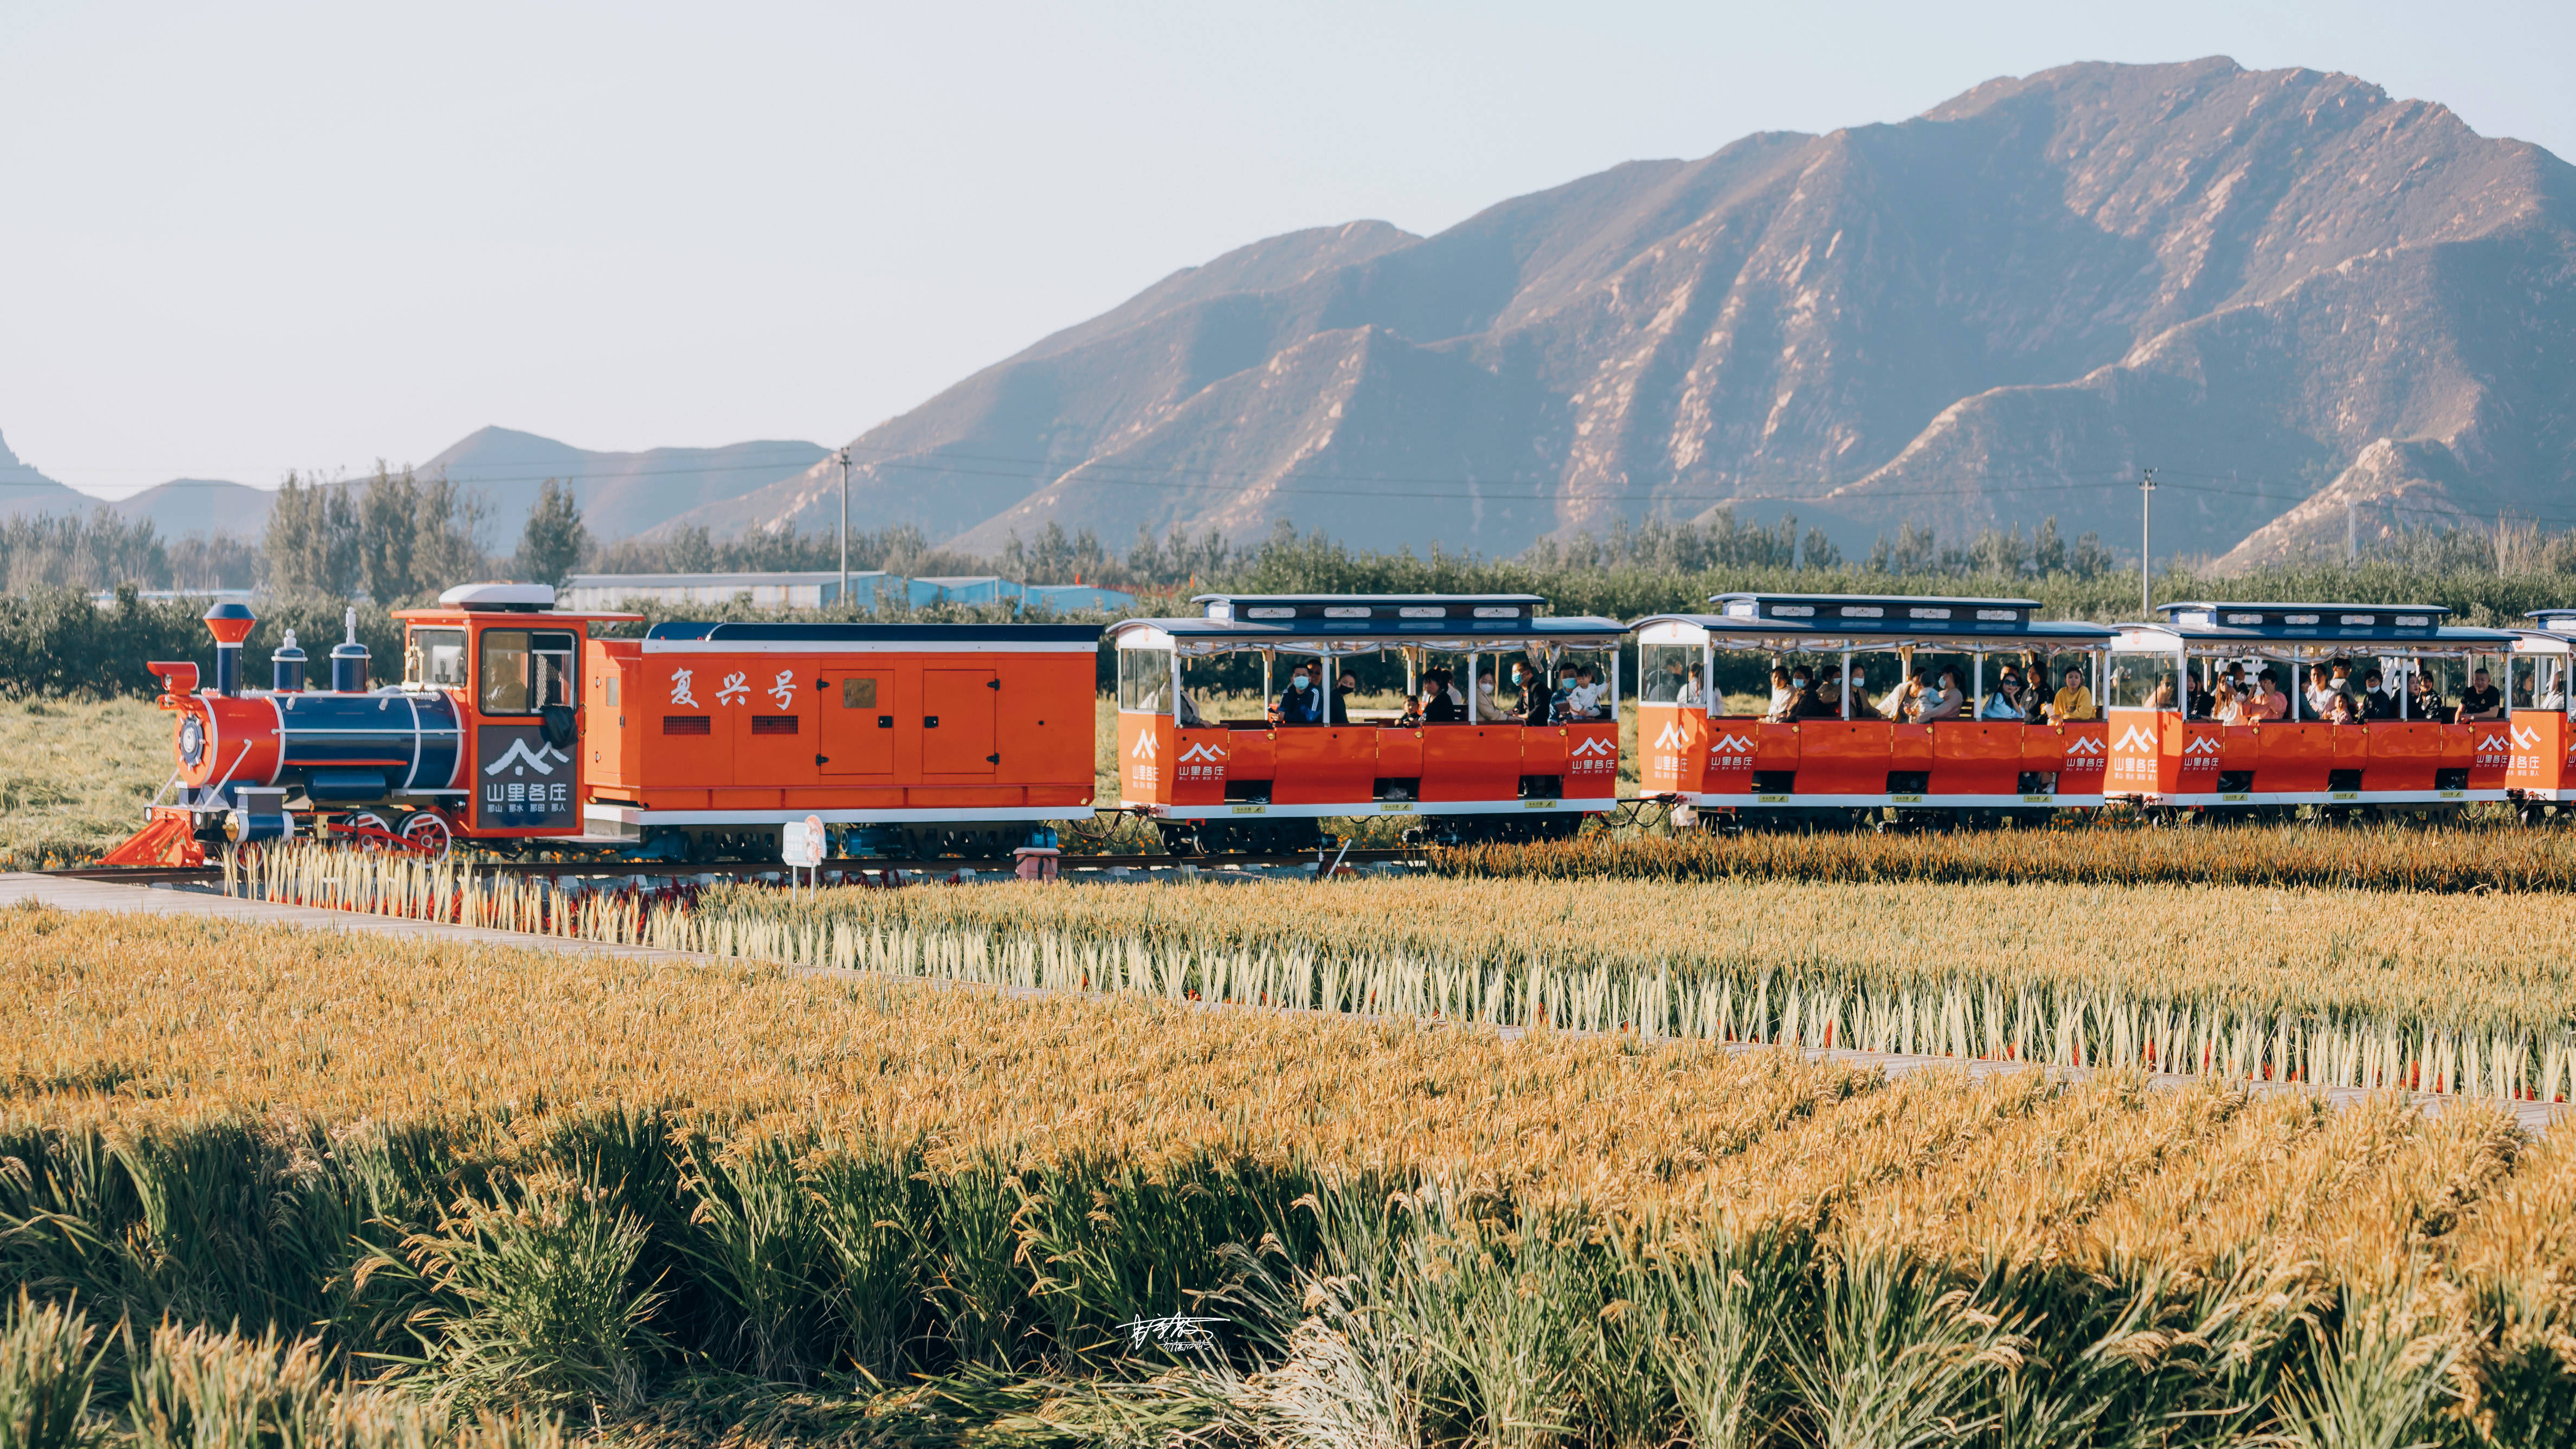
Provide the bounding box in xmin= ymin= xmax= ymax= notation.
xmin=558 ymin=571 xmax=899 ymax=611
xmin=1021 ymin=583 xmax=1137 ymax=613
xmin=904 ymin=575 xmax=1020 ymax=608
xmin=549 ymin=571 xmax=1136 ymax=616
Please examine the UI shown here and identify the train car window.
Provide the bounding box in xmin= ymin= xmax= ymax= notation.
xmin=1117 ymin=648 xmax=1174 ymax=713
xmin=408 ymin=628 xmax=467 ymax=690
xmin=478 ymin=630 xmax=578 ymax=715
xmin=2105 ymin=655 xmax=2182 ymax=711
xmin=1638 ymin=644 xmax=1697 ymax=704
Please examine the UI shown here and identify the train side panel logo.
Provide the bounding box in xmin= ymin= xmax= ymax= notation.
xmin=476 ymin=726 xmax=579 ymax=832
xmin=1568 ymin=732 xmax=1618 ymax=780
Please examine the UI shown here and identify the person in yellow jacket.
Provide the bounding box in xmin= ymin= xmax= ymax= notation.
xmin=2048 ymin=665 xmax=2096 ymax=723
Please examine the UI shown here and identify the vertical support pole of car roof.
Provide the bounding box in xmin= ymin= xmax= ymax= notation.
xmin=1609 ymin=645 xmax=1621 ymax=724
xmin=1323 ymin=655 xmax=1336 ymax=718
xmin=1973 ymin=653 xmax=1983 ymax=716
xmin=2292 ymin=661 xmax=2304 ymax=722
xmin=1701 ymin=638 xmax=1715 ymax=720
xmin=2399 ymin=660 xmax=2409 ymax=719
xmin=1169 ymin=648 xmax=1181 ymax=726
xmin=1467 ymin=652 xmax=1479 ymax=724
xmin=1841 ymin=650 xmax=1852 ymax=722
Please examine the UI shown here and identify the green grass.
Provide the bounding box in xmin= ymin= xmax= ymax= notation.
xmin=0 ymin=695 xmax=169 ymax=868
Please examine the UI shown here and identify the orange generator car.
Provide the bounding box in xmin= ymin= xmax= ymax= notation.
xmin=105 ymin=583 xmax=1100 ymax=865
xmin=1107 ymin=593 xmax=1627 ymax=851
xmin=581 ymin=616 xmax=1100 ymax=857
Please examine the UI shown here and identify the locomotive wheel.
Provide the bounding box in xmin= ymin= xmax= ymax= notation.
xmin=339 ymin=810 xmax=397 ymax=850
xmin=398 ymin=812 xmax=455 ymax=860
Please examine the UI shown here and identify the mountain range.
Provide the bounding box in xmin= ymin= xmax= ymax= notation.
xmin=16 ymin=56 xmax=2572 ymax=571
xmin=666 ymin=55 xmax=2576 ymax=568
xmin=0 ymin=427 xmax=827 ymax=549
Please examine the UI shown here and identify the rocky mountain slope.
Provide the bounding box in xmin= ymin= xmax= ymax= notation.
xmin=0 ymin=432 xmax=90 ymax=521
xmin=673 ymin=56 xmax=2574 ymax=566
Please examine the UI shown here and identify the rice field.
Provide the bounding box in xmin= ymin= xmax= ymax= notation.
xmin=0 ymin=694 xmax=169 ymax=868
xmin=228 ymin=843 xmax=2576 ymax=1105
xmin=1432 ymin=821 xmax=2576 ymax=892
xmin=4 ymin=904 xmax=2575 ymax=1445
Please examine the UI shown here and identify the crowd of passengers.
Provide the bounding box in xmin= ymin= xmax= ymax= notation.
xmin=2145 ymin=659 xmax=2525 ymax=724
xmin=1260 ymin=658 xmax=1611 ymax=727
xmin=1664 ymin=660 xmax=2103 ymax=725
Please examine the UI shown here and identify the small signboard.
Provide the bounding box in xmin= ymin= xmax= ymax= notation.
xmin=781 ymin=815 xmax=826 ymax=869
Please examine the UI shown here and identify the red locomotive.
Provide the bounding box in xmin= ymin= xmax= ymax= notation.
xmin=104 ymin=583 xmax=1099 ymax=864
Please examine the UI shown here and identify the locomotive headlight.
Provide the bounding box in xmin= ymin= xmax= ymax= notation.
xmin=178 ymin=714 xmax=205 ymax=766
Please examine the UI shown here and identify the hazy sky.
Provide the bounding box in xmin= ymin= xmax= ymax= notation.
xmin=4 ymin=0 xmax=2567 ymax=499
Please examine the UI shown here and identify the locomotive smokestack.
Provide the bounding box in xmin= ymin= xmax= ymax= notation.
xmin=330 ymin=607 xmax=369 ymax=693
xmin=202 ymin=601 xmax=256 ymax=696
xmin=271 ymin=629 xmax=306 ymax=693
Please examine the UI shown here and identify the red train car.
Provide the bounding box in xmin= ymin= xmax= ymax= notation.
xmin=1107 ymin=593 xmax=1626 ymax=850
xmin=2102 ymin=602 xmax=2519 ymax=817
xmin=1633 ymin=594 xmax=2115 ymax=825
xmin=580 ymin=618 xmax=1099 ymax=857
xmin=105 ymin=586 xmax=1099 ymax=865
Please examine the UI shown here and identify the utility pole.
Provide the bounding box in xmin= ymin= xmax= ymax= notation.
xmin=2139 ymin=467 xmax=2156 ymax=618
xmin=835 ymin=447 xmax=852 ymax=608
xmin=2346 ymin=500 xmax=2356 ymax=564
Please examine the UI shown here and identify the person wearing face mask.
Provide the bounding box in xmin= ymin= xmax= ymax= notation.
xmin=1508 ymin=658 xmax=1552 ymax=724
xmin=1272 ymin=663 xmax=1324 ymax=725
xmin=1328 ymin=667 xmax=1359 ymax=725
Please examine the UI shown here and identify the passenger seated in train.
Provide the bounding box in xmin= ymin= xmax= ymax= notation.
xmin=1176 ymin=688 xmax=1209 ymax=727
xmin=2512 ymin=673 xmax=2535 ymax=710
xmin=1763 ymin=667 xmax=1802 ymax=722
xmin=1979 ymin=673 xmax=2032 ymax=721
xmin=2050 ymin=665 xmax=2097 ymax=723
xmin=2542 ymin=674 xmax=2568 ymax=711
xmin=2185 ymin=675 xmax=2214 ymax=720
xmin=1645 ymin=656 xmax=1690 ymax=703
xmin=1547 ymin=663 xmax=1584 ymax=722
xmin=1677 ymin=662 xmax=1707 ymax=709
xmin=1919 ymin=668 xmax=1965 ymax=721
xmin=1271 ymin=664 xmax=1325 ymax=725
xmin=1328 ymin=668 xmax=1359 ymax=725
xmin=2359 ymin=668 xmax=2399 ymax=720
xmin=2252 ymin=668 xmax=2289 ymax=720
xmin=2148 ymin=675 xmax=2179 ymax=711
xmin=1875 ymin=668 xmax=1924 ymax=721
xmin=1421 ymin=666 xmax=1464 ymax=723
xmin=2406 ymin=670 xmax=2442 ymax=720
xmin=2458 ymin=668 xmax=2505 ymax=722
xmin=1795 ymin=672 xmax=1841 ymax=719
xmin=2305 ymin=661 xmax=2352 ymax=719
xmin=1568 ymin=664 xmax=1607 ymax=719
xmin=2324 ymin=690 xmax=2359 ymax=725
xmin=2210 ymin=677 xmax=2243 ymax=725
xmin=1506 ymin=658 xmax=1553 ymax=723
xmin=1811 ymin=671 xmax=1843 ymax=714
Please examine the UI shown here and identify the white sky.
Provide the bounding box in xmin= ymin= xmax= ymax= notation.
xmin=3 ymin=0 xmax=2567 ymax=499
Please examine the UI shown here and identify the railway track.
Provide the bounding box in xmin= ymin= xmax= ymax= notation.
xmin=38 ymin=847 xmax=1431 ymax=887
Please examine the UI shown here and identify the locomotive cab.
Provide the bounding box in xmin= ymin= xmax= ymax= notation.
xmin=392 ymin=585 xmax=635 ymax=840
